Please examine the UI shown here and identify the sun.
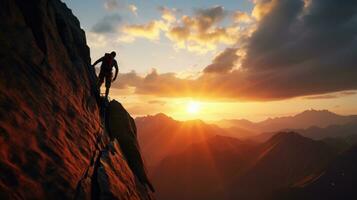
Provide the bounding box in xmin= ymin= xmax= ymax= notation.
xmin=186 ymin=101 xmax=201 ymax=114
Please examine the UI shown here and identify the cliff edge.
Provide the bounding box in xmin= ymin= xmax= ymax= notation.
xmin=0 ymin=0 xmax=153 ymax=199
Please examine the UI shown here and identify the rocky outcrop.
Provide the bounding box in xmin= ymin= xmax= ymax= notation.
xmin=106 ymin=101 xmax=155 ymax=193
xmin=0 ymin=0 xmax=153 ymax=199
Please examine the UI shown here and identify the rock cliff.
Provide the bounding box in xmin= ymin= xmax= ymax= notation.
xmin=0 ymin=0 xmax=153 ymax=199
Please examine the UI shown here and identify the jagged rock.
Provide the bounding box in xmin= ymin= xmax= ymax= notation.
xmin=106 ymin=100 xmax=155 ymax=193
xmin=0 ymin=0 xmax=153 ymax=199
xmin=95 ymin=139 xmax=153 ymax=200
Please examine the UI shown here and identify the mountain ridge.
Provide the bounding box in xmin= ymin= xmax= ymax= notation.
xmin=216 ymin=109 xmax=357 ymax=133
xmin=149 ymin=131 xmax=335 ymax=200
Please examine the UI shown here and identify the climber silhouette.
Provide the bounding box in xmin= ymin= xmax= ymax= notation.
xmin=92 ymin=51 xmax=118 ymax=99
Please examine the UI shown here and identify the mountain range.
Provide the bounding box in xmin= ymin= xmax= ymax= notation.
xmin=149 ymin=132 xmax=338 ymax=200
xmin=136 ymin=110 xmax=357 ymax=200
xmin=215 ymin=109 xmax=357 ymax=138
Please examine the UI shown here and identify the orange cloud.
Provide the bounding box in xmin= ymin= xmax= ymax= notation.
xmin=159 ymin=6 xmax=177 ymax=23
xmin=120 ymin=6 xmax=246 ymax=54
xmin=122 ymin=20 xmax=166 ymax=40
xmin=251 ymin=0 xmax=277 ymax=20
xmin=233 ymin=11 xmax=254 ymax=24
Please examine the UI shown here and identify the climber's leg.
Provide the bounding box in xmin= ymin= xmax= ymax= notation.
xmin=105 ymin=87 xmax=110 ymax=100
xmin=104 ymin=72 xmax=112 ymax=99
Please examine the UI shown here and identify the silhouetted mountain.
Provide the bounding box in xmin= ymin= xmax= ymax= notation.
xmin=149 ymin=131 xmax=335 ymax=200
xmin=136 ymin=113 xmax=230 ymax=167
xmin=0 ymin=1 xmax=152 ymax=199
xmin=293 ymin=121 xmax=357 ymax=139
xmin=254 ymin=120 xmax=357 ymax=142
xmin=274 ymin=145 xmax=357 ymax=200
xmin=215 ymin=119 xmax=257 ymax=136
xmin=264 ymin=109 xmax=356 ymax=129
xmin=321 ymin=134 xmax=357 ymax=153
xmin=216 ymin=110 xmax=357 ymax=138
xmin=229 ymin=132 xmax=335 ymax=200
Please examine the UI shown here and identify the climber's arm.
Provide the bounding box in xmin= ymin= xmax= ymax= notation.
xmin=113 ymin=61 xmax=119 ymax=81
xmin=92 ymin=57 xmax=103 ymax=67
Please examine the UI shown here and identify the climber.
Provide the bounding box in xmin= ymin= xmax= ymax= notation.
xmin=92 ymin=51 xmax=118 ymax=100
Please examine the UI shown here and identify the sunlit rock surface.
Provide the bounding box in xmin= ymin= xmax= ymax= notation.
xmin=0 ymin=0 xmax=153 ymax=199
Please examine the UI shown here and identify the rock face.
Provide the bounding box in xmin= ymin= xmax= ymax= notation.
xmin=106 ymin=101 xmax=155 ymax=193
xmin=0 ymin=0 xmax=153 ymax=199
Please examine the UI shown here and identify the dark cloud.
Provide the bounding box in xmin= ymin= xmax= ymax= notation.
xmin=194 ymin=6 xmax=227 ymax=31
xmin=91 ymin=14 xmax=121 ymax=33
xmin=239 ymin=0 xmax=357 ymax=97
xmin=204 ymin=48 xmax=239 ymax=73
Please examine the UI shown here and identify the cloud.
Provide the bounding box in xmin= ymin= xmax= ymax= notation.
xmin=193 ymin=6 xmax=227 ymax=31
xmin=233 ymin=11 xmax=254 ymax=23
xmin=166 ymin=6 xmax=238 ymax=53
xmin=119 ymin=5 xmax=241 ymax=53
xmin=104 ymin=0 xmax=119 ymax=11
xmin=87 ymin=32 xmax=109 ymax=47
xmin=204 ymin=48 xmax=239 ymax=73
xmin=239 ymin=0 xmax=357 ymax=98
xmin=340 ymin=91 xmax=357 ymax=96
xmin=114 ymin=69 xmax=191 ymax=96
xmin=304 ymin=94 xmax=338 ymax=99
xmin=114 ymin=0 xmax=357 ymax=101
xmin=305 ymin=91 xmax=357 ymax=99
xmin=91 ymin=14 xmax=121 ymax=33
xmin=251 ymin=0 xmax=278 ymax=20
xmin=122 ymin=21 xmax=167 ymax=40
xmin=129 ymin=4 xmax=138 ymax=16
xmin=159 ymin=6 xmax=177 ymax=23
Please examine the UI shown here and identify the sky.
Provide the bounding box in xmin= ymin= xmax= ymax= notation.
xmin=62 ymin=0 xmax=357 ymax=121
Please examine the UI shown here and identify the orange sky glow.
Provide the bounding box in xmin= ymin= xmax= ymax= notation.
xmin=63 ymin=0 xmax=357 ymax=121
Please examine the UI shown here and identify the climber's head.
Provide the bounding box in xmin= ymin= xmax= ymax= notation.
xmin=110 ymin=51 xmax=116 ymax=58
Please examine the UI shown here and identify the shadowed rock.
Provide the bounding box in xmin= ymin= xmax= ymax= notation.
xmin=106 ymin=100 xmax=155 ymax=192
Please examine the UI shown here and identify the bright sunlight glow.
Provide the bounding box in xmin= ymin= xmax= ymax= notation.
xmin=187 ymin=101 xmax=201 ymax=114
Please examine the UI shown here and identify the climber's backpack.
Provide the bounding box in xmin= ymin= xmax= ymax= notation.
xmin=102 ymin=53 xmax=113 ymax=72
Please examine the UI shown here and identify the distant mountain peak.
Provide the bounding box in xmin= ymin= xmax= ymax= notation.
xmin=135 ymin=112 xmax=174 ymax=122
xmin=153 ymin=112 xmax=172 ymax=119
xmin=296 ymin=109 xmax=338 ymax=117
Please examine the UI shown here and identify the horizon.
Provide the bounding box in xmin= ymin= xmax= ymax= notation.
xmin=134 ymin=108 xmax=357 ymax=123
xmin=62 ymin=0 xmax=357 ymax=121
